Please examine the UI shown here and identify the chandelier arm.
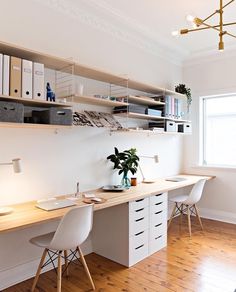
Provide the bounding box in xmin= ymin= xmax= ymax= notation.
xmin=200 ymin=20 xmax=236 ymax=39
xmin=186 ymin=21 xmax=236 ymax=33
xmin=201 ymin=0 xmax=235 ymax=23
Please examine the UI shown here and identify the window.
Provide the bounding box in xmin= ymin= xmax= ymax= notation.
xmin=202 ymin=94 xmax=236 ymax=167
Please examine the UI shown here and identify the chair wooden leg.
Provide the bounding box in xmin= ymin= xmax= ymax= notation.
xmin=31 ymin=248 xmax=48 ymax=292
xmin=168 ymin=203 xmax=177 ymax=229
xmin=187 ymin=205 xmax=192 ymax=237
xmin=179 ymin=204 xmax=183 ymax=230
xmin=64 ymin=250 xmax=69 ymax=277
xmin=77 ymin=246 xmax=95 ymax=290
xmin=57 ymin=251 xmax=62 ymax=292
xmin=194 ymin=204 xmax=204 ymax=230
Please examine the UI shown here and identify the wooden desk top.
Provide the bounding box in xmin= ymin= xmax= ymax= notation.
xmin=0 ymin=174 xmax=214 ymax=233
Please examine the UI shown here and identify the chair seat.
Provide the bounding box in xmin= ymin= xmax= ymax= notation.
xmin=169 ymin=195 xmax=188 ymax=203
xmin=30 ymin=232 xmax=55 ymax=248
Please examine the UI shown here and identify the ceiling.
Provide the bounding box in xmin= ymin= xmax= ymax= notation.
xmin=86 ymin=0 xmax=236 ymax=56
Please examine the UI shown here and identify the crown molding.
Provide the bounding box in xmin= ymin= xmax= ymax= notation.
xmin=183 ymin=42 xmax=236 ymax=67
xmin=33 ymin=0 xmax=188 ymax=66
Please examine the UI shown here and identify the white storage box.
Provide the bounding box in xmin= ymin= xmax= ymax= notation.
xmin=178 ymin=123 xmax=192 ymax=133
xmin=166 ymin=121 xmax=177 ymax=132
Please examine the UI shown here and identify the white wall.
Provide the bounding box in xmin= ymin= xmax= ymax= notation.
xmin=183 ymin=54 xmax=236 ymax=224
xmin=0 ymin=0 xmax=183 ymax=289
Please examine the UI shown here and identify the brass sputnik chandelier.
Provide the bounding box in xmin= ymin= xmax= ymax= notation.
xmin=172 ymin=0 xmax=236 ymax=51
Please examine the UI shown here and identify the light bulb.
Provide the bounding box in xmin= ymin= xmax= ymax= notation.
xmin=172 ymin=30 xmax=180 ymax=37
xmin=186 ymin=15 xmax=195 ymax=22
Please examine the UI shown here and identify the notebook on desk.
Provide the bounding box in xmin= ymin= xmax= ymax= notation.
xmin=36 ymin=199 xmax=77 ymax=211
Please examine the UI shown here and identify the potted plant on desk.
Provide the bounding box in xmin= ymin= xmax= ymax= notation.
xmin=107 ymin=147 xmax=139 ymax=188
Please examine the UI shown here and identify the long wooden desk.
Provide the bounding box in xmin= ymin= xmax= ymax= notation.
xmin=0 ymin=174 xmax=214 ymax=234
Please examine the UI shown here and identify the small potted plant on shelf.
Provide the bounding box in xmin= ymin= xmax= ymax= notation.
xmin=175 ymin=83 xmax=192 ymax=112
xmin=107 ymin=147 xmax=139 ymax=188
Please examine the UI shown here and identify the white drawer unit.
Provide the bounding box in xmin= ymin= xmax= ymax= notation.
xmin=92 ymin=192 xmax=168 ymax=267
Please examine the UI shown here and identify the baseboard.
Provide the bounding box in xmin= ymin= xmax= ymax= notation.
xmin=199 ymin=207 xmax=236 ymax=225
xmin=0 ymin=242 xmax=92 ymax=290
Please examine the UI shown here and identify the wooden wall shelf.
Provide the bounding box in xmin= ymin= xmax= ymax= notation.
xmin=0 ymin=95 xmax=72 ymax=108
xmin=111 ymin=128 xmax=191 ymax=136
xmin=0 ymin=122 xmax=72 ymax=130
xmin=65 ymin=95 xmax=128 ymax=107
xmin=0 ymin=40 xmax=186 ymax=97
xmin=124 ymin=95 xmax=165 ymax=106
xmin=114 ymin=112 xmax=191 ymax=123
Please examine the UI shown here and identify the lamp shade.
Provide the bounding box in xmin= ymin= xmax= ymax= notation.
xmin=12 ymin=158 xmax=22 ymax=173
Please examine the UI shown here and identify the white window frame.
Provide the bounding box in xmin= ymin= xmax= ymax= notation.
xmin=200 ymin=93 xmax=236 ymax=168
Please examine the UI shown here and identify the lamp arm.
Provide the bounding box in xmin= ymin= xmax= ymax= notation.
xmin=139 ymin=165 xmax=145 ymax=181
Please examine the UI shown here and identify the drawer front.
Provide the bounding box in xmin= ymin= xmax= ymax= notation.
xmin=130 ymin=206 xmax=149 ymax=222
xmin=129 ymin=240 xmax=149 ymax=266
xmin=129 ymin=197 xmax=149 ymax=212
xmin=150 ymin=209 xmax=167 ymax=228
xmin=150 ymin=200 xmax=167 ymax=214
xmin=130 ymin=215 xmax=149 ymax=236
xmin=149 ymin=222 xmax=166 ymax=242
xmin=149 ymin=234 xmax=167 ymax=255
xmin=130 ymin=229 xmax=149 ymax=250
xmin=150 ymin=193 xmax=167 ymax=206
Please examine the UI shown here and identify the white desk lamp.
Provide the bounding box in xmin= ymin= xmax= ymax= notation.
xmin=139 ymin=155 xmax=159 ymax=183
xmin=0 ymin=158 xmax=22 ymax=215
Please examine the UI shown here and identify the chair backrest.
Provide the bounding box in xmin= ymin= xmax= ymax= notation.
xmin=184 ymin=179 xmax=207 ymax=205
xmin=49 ymin=204 xmax=93 ymax=251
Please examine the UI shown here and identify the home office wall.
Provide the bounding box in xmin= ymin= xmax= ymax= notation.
xmin=0 ymin=0 xmax=184 ymax=289
xmin=183 ymin=53 xmax=236 ymax=224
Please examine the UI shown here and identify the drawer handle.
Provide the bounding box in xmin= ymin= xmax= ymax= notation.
xmin=155 ymin=235 xmax=162 ymax=240
xmin=155 ymin=194 xmax=162 ymax=197
xmin=155 ymin=211 xmax=163 ymax=215
xmin=135 ymin=217 xmax=144 ymax=222
xmin=135 ymin=208 xmax=144 ymax=212
xmin=155 ymin=223 xmax=162 ymax=227
xmin=135 ymin=231 xmax=144 ymax=236
xmin=155 ymin=202 xmax=163 ymax=206
xmin=135 ymin=244 xmax=144 ymax=250
xmin=135 ymin=198 xmax=144 ymax=203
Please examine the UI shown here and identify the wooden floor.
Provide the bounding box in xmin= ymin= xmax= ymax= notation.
xmin=4 ymin=217 xmax=236 ymax=292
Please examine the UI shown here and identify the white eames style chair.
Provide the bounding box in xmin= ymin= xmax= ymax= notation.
xmin=168 ymin=179 xmax=207 ymax=236
xmin=30 ymin=205 xmax=95 ymax=292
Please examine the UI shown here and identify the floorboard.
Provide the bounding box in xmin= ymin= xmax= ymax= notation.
xmin=4 ymin=217 xmax=236 ymax=292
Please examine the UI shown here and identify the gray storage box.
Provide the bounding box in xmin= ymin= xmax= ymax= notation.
xmin=32 ymin=108 xmax=72 ymax=125
xmin=0 ymin=101 xmax=24 ymax=123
